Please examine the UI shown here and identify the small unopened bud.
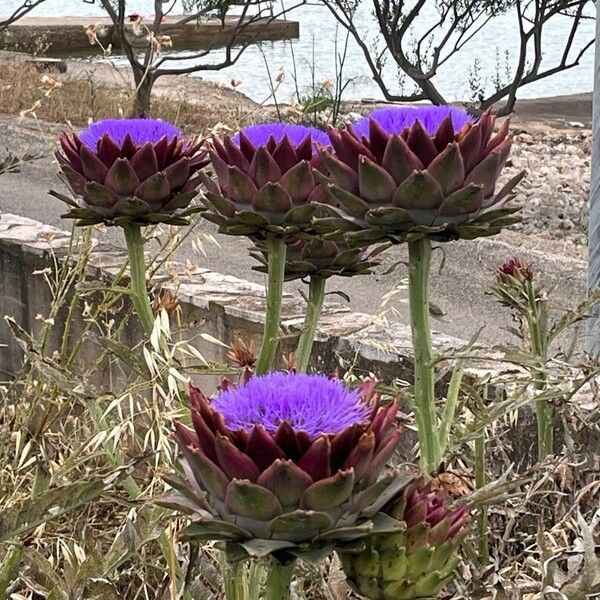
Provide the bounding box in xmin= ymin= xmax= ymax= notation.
xmin=227 ymin=338 xmax=256 ymax=368
xmin=497 ymin=256 xmax=533 ymax=284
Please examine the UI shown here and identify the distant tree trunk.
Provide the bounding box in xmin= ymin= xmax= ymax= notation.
xmin=131 ymin=70 xmax=154 ymax=117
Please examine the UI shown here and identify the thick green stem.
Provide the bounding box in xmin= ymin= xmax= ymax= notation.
xmin=475 ymin=433 xmax=489 ymax=565
xmin=123 ymin=224 xmax=155 ymax=336
xmin=408 ymin=239 xmax=441 ymax=473
xmin=256 ymin=237 xmax=287 ymax=374
xmin=222 ymin=554 xmax=249 ymax=600
xmin=0 ymin=543 xmax=23 ymax=597
xmin=295 ymin=275 xmax=326 ymax=372
xmin=526 ymin=283 xmax=553 ymax=459
xmin=264 ymin=559 xmax=296 ymax=600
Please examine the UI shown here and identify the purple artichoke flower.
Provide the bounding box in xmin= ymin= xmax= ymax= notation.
xmin=52 ymin=118 xmax=208 ymax=227
xmin=162 ymin=372 xmax=414 ymax=560
xmin=200 ymin=123 xmax=331 ymax=239
xmin=340 ymin=478 xmax=469 ymax=599
xmin=350 ymin=106 xmax=475 ymax=139
xmin=314 ymin=105 xmax=524 ymax=245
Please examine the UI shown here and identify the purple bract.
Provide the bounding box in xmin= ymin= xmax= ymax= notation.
xmin=54 ymin=117 xmax=207 ymax=226
xmin=201 ymin=123 xmax=331 ymax=238
xmin=211 ymin=372 xmax=370 ymax=438
xmin=233 ymin=123 xmax=330 ymax=149
xmin=79 ymin=118 xmax=182 ymax=149
xmin=351 ymin=105 xmax=475 ymax=138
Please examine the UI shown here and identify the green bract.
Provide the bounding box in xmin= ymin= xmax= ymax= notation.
xmin=250 ymin=238 xmax=387 ymax=281
xmin=340 ymin=478 xmax=469 ymax=599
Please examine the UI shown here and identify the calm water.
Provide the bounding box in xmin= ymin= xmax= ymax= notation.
xmin=3 ymin=0 xmax=595 ymax=103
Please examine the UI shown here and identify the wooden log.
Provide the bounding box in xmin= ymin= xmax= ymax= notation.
xmin=0 ymin=15 xmax=299 ymax=54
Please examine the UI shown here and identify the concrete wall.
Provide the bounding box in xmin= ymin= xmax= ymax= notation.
xmin=0 ymin=213 xmax=468 ymax=384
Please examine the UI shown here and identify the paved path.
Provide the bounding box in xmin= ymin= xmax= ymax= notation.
xmin=0 ymin=116 xmax=587 ymax=345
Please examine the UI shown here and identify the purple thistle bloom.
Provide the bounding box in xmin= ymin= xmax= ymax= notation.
xmin=79 ymin=118 xmax=182 ymax=150
xmin=352 ymin=105 xmax=475 ymax=138
xmin=211 ymin=372 xmax=370 ymax=438
xmin=233 ymin=122 xmax=330 ymax=149
xmin=55 ymin=117 xmax=206 ymax=227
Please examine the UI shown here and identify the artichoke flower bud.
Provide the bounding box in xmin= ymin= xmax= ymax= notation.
xmin=52 ymin=118 xmax=207 ymax=227
xmin=250 ymin=237 xmax=387 ymax=281
xmin=200 ymin=123 xmax=332 ymax=240
xmin=161 ymin=372 xmax=415 ymax=561
xmin=492 ymin=256 xmax=539 ymax=310
xmin=340 ymin=479 xmax=469 ymax=600
xmin=314 ymin=106 xmax=524 ymax=246
xmin=497 ymin=256 xmax=534 ymax=284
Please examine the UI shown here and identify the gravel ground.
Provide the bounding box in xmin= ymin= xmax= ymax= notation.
xmin=505 ymin=128 xmax=591 ymax=250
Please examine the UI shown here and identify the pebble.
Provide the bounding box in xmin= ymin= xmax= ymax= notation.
xmin=499 ymin=129 xmax=591 ymax=246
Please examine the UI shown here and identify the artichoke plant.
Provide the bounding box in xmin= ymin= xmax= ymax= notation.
xmin=200 ymin=123 xmax=331 ymax=240
xmin=162 ymin=372 xmax=414 ymax=562
xmin=312 ymin=105 xmax=524 ymax=474
xmin=340 ymin=478 xmax=469 ymax=600
xmin=52 ymin=118 xmax=207 ymax=227
xmin=315 ymin=105 xmax=524 ymax=245
xmin=201 ymin=123 xmax=338 ymax=374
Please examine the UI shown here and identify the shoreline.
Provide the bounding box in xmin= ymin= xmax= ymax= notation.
xmin=0 ymin=50 xmax=592 ymax=130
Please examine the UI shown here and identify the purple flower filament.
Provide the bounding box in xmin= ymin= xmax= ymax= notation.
xmin=212 ymin=372 xmax=370 ymax=438
xmin=79 ymin=118 xmax=182 ymax=150
xmin=233 ymin=123 xmax=330 ymax=149
xmin=352 ymin=105 xmax=476 ymax=138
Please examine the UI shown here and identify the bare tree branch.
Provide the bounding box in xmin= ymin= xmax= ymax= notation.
xmin=320 ymin=0 xmax=594 ymax=114
xmin=96 ymin=0 xmax=303 ymax=115
xmin=0 ymin=0 xmax=49 ymax=32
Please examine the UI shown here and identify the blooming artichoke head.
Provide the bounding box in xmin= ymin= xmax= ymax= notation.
xmin=162 ymin=372 xmax=414 ymax=561
xmin=315 ymin=105 xmax=524 ymax=245
xmin=340 ymin=478 xmax=469 ymax=599
xmin=200 ymin=123 xmax=331 ymax=240
xmin=250 ymin=237 xmax=387 ymax=281
xmin=52 ymin=118 xmax=207 ymax=226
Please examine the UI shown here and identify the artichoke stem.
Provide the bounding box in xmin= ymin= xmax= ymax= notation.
xmin=123 ymin=224 xmax=155 ymax=336
xmin=295 ymin=275 xmax=326 ymax=372
xmin=408 ymin=238 xmax=441 ymax=473
xmin=525 ymin=281 xmax=553 ymax=459
xmin=475 ymin=432 xmax=490 ymax=565
xmin=264 ymin=558 xmax=296 ymax=600
xmin=256 ymin=237 xmax=287 ymax=374
xmin=222 ymin=554 xmax=250 ymax=600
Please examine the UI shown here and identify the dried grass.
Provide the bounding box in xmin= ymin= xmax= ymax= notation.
xmin=0 ymin=59 xmax=249 ymax=134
